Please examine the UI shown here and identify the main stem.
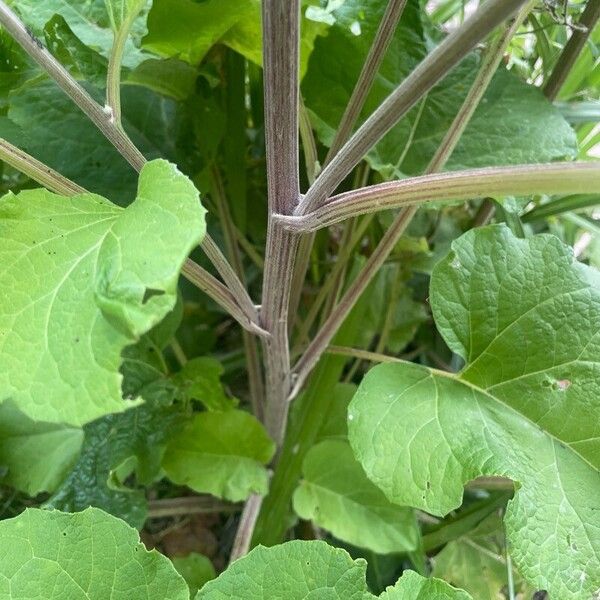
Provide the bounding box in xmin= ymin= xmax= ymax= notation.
xmin=260 ymin=0 xmax=301 ymax=445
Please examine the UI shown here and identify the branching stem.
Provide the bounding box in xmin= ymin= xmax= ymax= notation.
xmin=277 ymin=162 xmax=599 ymax=232
xmin=290 ymin=4 xmax=536 ymax=396
xmin=296 ymin=0 xmax=528 ymax=215
xmin=544 ymin=0 xmax=600 ymax=101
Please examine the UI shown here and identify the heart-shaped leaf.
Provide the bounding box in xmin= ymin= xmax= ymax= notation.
xmin=0 ymin=159 xmax=205 ymax=426
xmin=349 ymin=225 xmax=600 ymax=597
xmin=196 ymin=540 xmax=471 ymax=599
xmin=0 ymin=508 xmax=189 ymax=599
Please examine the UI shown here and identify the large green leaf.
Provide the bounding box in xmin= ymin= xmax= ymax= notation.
xmin=293 ymin=440 xmax=419 ymax=554
xmin=196 ymin=540 xmax=471 ymax=599
xmin=349 ymin=225 xmax=600 ymax=598
xmin=302 ymin=0 xmax=576 ymax=178
xmin=0 ymin=159 xmax=205 ymax=426
xmin=0 ymin=402 xmax=83 ymax=496
xmin=0 ymin=79 xmax=203 ymax=201
xmin=162 ymin=410 xmax=275 ymax=502
xmin=0 ymin=507 xmax=189 ymax=599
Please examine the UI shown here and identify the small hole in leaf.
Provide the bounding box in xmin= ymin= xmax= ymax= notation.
xmin=142 ymin=288 xmax=165 ymax=304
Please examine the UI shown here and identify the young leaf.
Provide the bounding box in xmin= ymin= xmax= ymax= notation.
xmin=162 ymin=410 xmax=275 ymax=502
xmin=348 ymin=225 xmax=600 ymax=597
xmin=0 ymin=159 xmax=206 ymax=426
xmin=293 ymin=440 xmax=419 ymax=554
xmin=196 ymin=540 xmax=471 ymax=599
xmin=0 ymin=508 xmax=189 ymax=599
xmin=173 ymin=356 xmax=238 ymax=411
xmin=172 ymin=553 xmax=216 ymax=597
xmin=0 ymin=402 xmax=83 ymax=496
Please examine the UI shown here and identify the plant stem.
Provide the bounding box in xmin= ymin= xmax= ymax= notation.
xmin=0 ymin=138 xmax=85 ymax=195
xmin=230 ymin=494 xmax=263 ymax=563
xmin=209 ymin=166 xmax=264 ymax=420
xmin=252 ymin=292 xmax=371 ymax=546
xmin=296 ymin=0 xmax=529 ymax=215
xmin=260 ymin=0 xmax=301 ymax=444
xmin=543 ymin=0 xmax=600 ymax=101
xmin=181 ymin=260 xmax=268 ymax=338
xmin=324 ymin=0 xmax=408 ymax=165
xmin=290 ymin=7 xmax=534 ymax=396
xmin=0 ymin=1 xmax=145 ymax=172
xmin=106 ymin=23 xmax=131 ymax=124
xmin=289 ymin=0 xmax=411 ymax=326
xmin=326 ymin=345 xmax=404 ymax=363
xmin=291 ymin=207 xmax=416 ymax=396
xmin=147 ymin=496 xmax=239 ymax=518
xmin=299 ymin=96 xmax=320 ymax=186
xmin=277 ymin=161 xmax=599 ymax=231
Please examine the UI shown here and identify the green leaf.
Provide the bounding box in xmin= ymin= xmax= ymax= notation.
xmin=172 ymin=553 xmax=216 ymax=597
xmin=125 ymin=58 xmax=198 ymax=100
xmin=0 ymin=507 xmax=189 ymax=599
xmin=105 ymin=0 xmax=148 ymax=33
xmin=163 ymin=410 xmax=275 ymax=502
xmin=316 ymin=382 xmax=357 ymax=442
xmin=293 ymin=440 xmax=419 ymax=554
xmin=379 ymin=570 xmax=472 ymax=600
xmin=302 ymin=1 xmax=576 ymax=178
xmin=0 ymin=32 xmax=37 ymax=107
xmin=43 ymin=15 xmax=109 ymax=88
xmin=196 ymin=540 xmax=470 ymax=599
xmin=14 ymin=0 xmax=148 ymax=68
xmin=0 ymin=402 xmax=83 ymax=496
xmin=144 ymin=0 xmax=254 ymax=65
xmin=173 ymin=357 xmax=238 ymax=411
xmin=348 ymin=225 xmax=600 ymax=597
xmin=0 ymin=159 xmax=205 ymax=426
xmin=45 ymin=318 xmax=187 ymax=527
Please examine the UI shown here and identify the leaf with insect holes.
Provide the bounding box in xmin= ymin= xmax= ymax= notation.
xmin=349 ymin=225 xmax=600 ymax=598
xmin=196 ymin=540 xmax=471 ymax=599
xmin=0 ymin=507 xmax=189 ymax=599
xmin=0 ymin=159 xmax=205 ymax=426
